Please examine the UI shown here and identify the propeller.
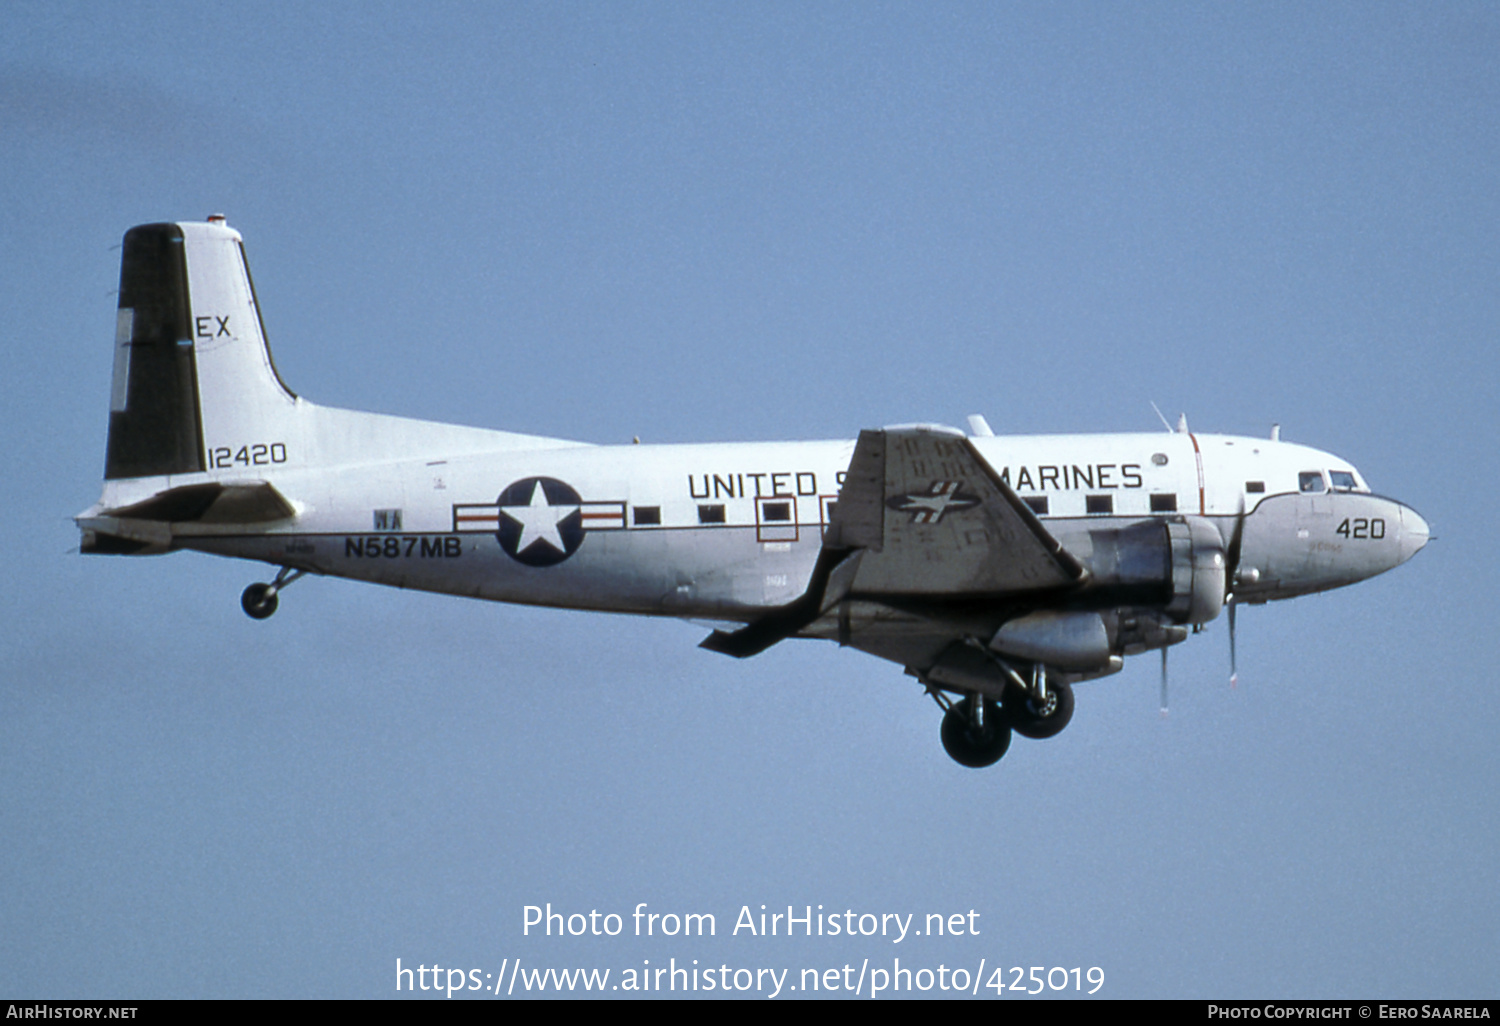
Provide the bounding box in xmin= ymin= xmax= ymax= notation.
xmin=1159 ymin=496 xmax=1248 ymax=717
xmin=1222 ymin=497 xmax=1248 ymax=687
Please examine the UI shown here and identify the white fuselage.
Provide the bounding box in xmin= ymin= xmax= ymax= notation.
xmin=135 ymin=427 xmax=1425 ymax=621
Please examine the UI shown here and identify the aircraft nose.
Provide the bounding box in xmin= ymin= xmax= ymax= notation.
xmin=1397 ymin=502 xmax=1430 ymax=565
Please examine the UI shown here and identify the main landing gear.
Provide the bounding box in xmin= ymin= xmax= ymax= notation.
xmin=1006 ymin=662 xmax=1075 ymax=740
xmin=931 ymin=666 xmax=1075 ymax=768
xmin=240 ymin=566 xmax=307 ymax=620
xmin=939 ymin=696 xmax=1011 ymax=768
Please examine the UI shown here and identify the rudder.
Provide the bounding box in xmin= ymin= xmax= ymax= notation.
xmin=105 ymin=223 xmax=203 ymax=478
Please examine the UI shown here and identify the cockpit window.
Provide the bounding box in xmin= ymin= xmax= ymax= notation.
xmin=1330 ymin=471 xmax=1357 ymax=492
xmin=1298 ymin=471 xmax=1326 ymax=494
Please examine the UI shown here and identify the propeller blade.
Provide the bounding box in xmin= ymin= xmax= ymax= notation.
xmin=1160 ymin=646 xmax=1169 ymax=717
xmin=1228 ymin=600 xmax=1238 ymax=687
xmin=1224 ymin=496 xmax=1247 ymax=688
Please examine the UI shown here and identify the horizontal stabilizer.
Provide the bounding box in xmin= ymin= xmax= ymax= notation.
xmin=105 ymin=480 xmax=296 ymax=523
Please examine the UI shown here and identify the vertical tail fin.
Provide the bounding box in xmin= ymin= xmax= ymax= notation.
xmin=96 ymin=217 xmax=580 ymax=509
xmin=105 ymin=218 xmax=297 ymax=481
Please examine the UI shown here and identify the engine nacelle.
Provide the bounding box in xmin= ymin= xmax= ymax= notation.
xmin=989 ymin=610 xmax=1112 ymax=670
xmin=1164 ymin=517 xmax=1227 ymax=625
xmin=929 ymin=518 xmax=1229 ymax=688
xmin=1059 ymin=516 xmax=1227 ymax=626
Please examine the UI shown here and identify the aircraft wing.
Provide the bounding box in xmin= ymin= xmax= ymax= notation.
xmin=830 ymin=426 xmax=1083 ymax=596
xmin=701 ymin=426 xmax=1082 ymax=657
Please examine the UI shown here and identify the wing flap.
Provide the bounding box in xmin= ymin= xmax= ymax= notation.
xmin=822 ymin=429 xmax=885 ymax=551
xmin=699 ymin=546 xmax=858 ymax=657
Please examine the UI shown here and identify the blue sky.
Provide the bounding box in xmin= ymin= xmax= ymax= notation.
xmin=2 ymin=2 xmax=1496 ymax=998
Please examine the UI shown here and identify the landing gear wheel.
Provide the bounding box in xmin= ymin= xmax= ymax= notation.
xmin=240 ymin=567 xmax=306 ymax=620
xmin=1006 ymin=678 xmax=1074 ymax=739
xmin=940 ymin=697 xmax=1012 ymax=768
xmin=241 ymin=582 xmax=278 ymax=620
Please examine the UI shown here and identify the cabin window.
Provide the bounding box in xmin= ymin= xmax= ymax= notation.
xmin=1298 ymin=471 xmax=1326 ymax=494
xmin=697 ymin=504 xmax=726 ymax=524
xmin=762 ymin=501 xmax=792 ymax=522
xmin=1024 ymin=496 xmax=1049 ymax=516
xmin=1085 ymin=494 xmax=1113 ymax=515
xmin=1246 ymin=481 xmax=1265 ymax=493
xmin=1330 ymin=471 xmax=1357 ymax=492
xmin=633 ymin=505 xmax=661 ymax=526
xmin=1149 ymin=494 xmax=1177 ymax=513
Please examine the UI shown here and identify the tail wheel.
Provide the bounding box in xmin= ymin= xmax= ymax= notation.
xmin=240 ymin=567 xmax=305 ymax=620
xmin=940 ymin=697 xmax=1012 ymax=768
xmin=1007 ymin=678 xmax=1075 ymax=739
xmin=241 ymin=582 xmax=279 ymax=620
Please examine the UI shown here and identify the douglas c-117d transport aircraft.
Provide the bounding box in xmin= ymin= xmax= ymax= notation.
xmin=78 ymin=219 xmax=1430 ymax=768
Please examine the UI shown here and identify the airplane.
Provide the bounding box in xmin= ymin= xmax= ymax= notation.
xmin=76 ymin=218 xmax=1431 ymax=768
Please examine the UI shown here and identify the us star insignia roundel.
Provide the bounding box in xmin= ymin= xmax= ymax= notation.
xmin=886 ymin=480 xmax=981 ymax=524
xmin=495 ymin=477 xmax=585 ymax=566
xmin=450 ymin=482 xmax=626 ymax=563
